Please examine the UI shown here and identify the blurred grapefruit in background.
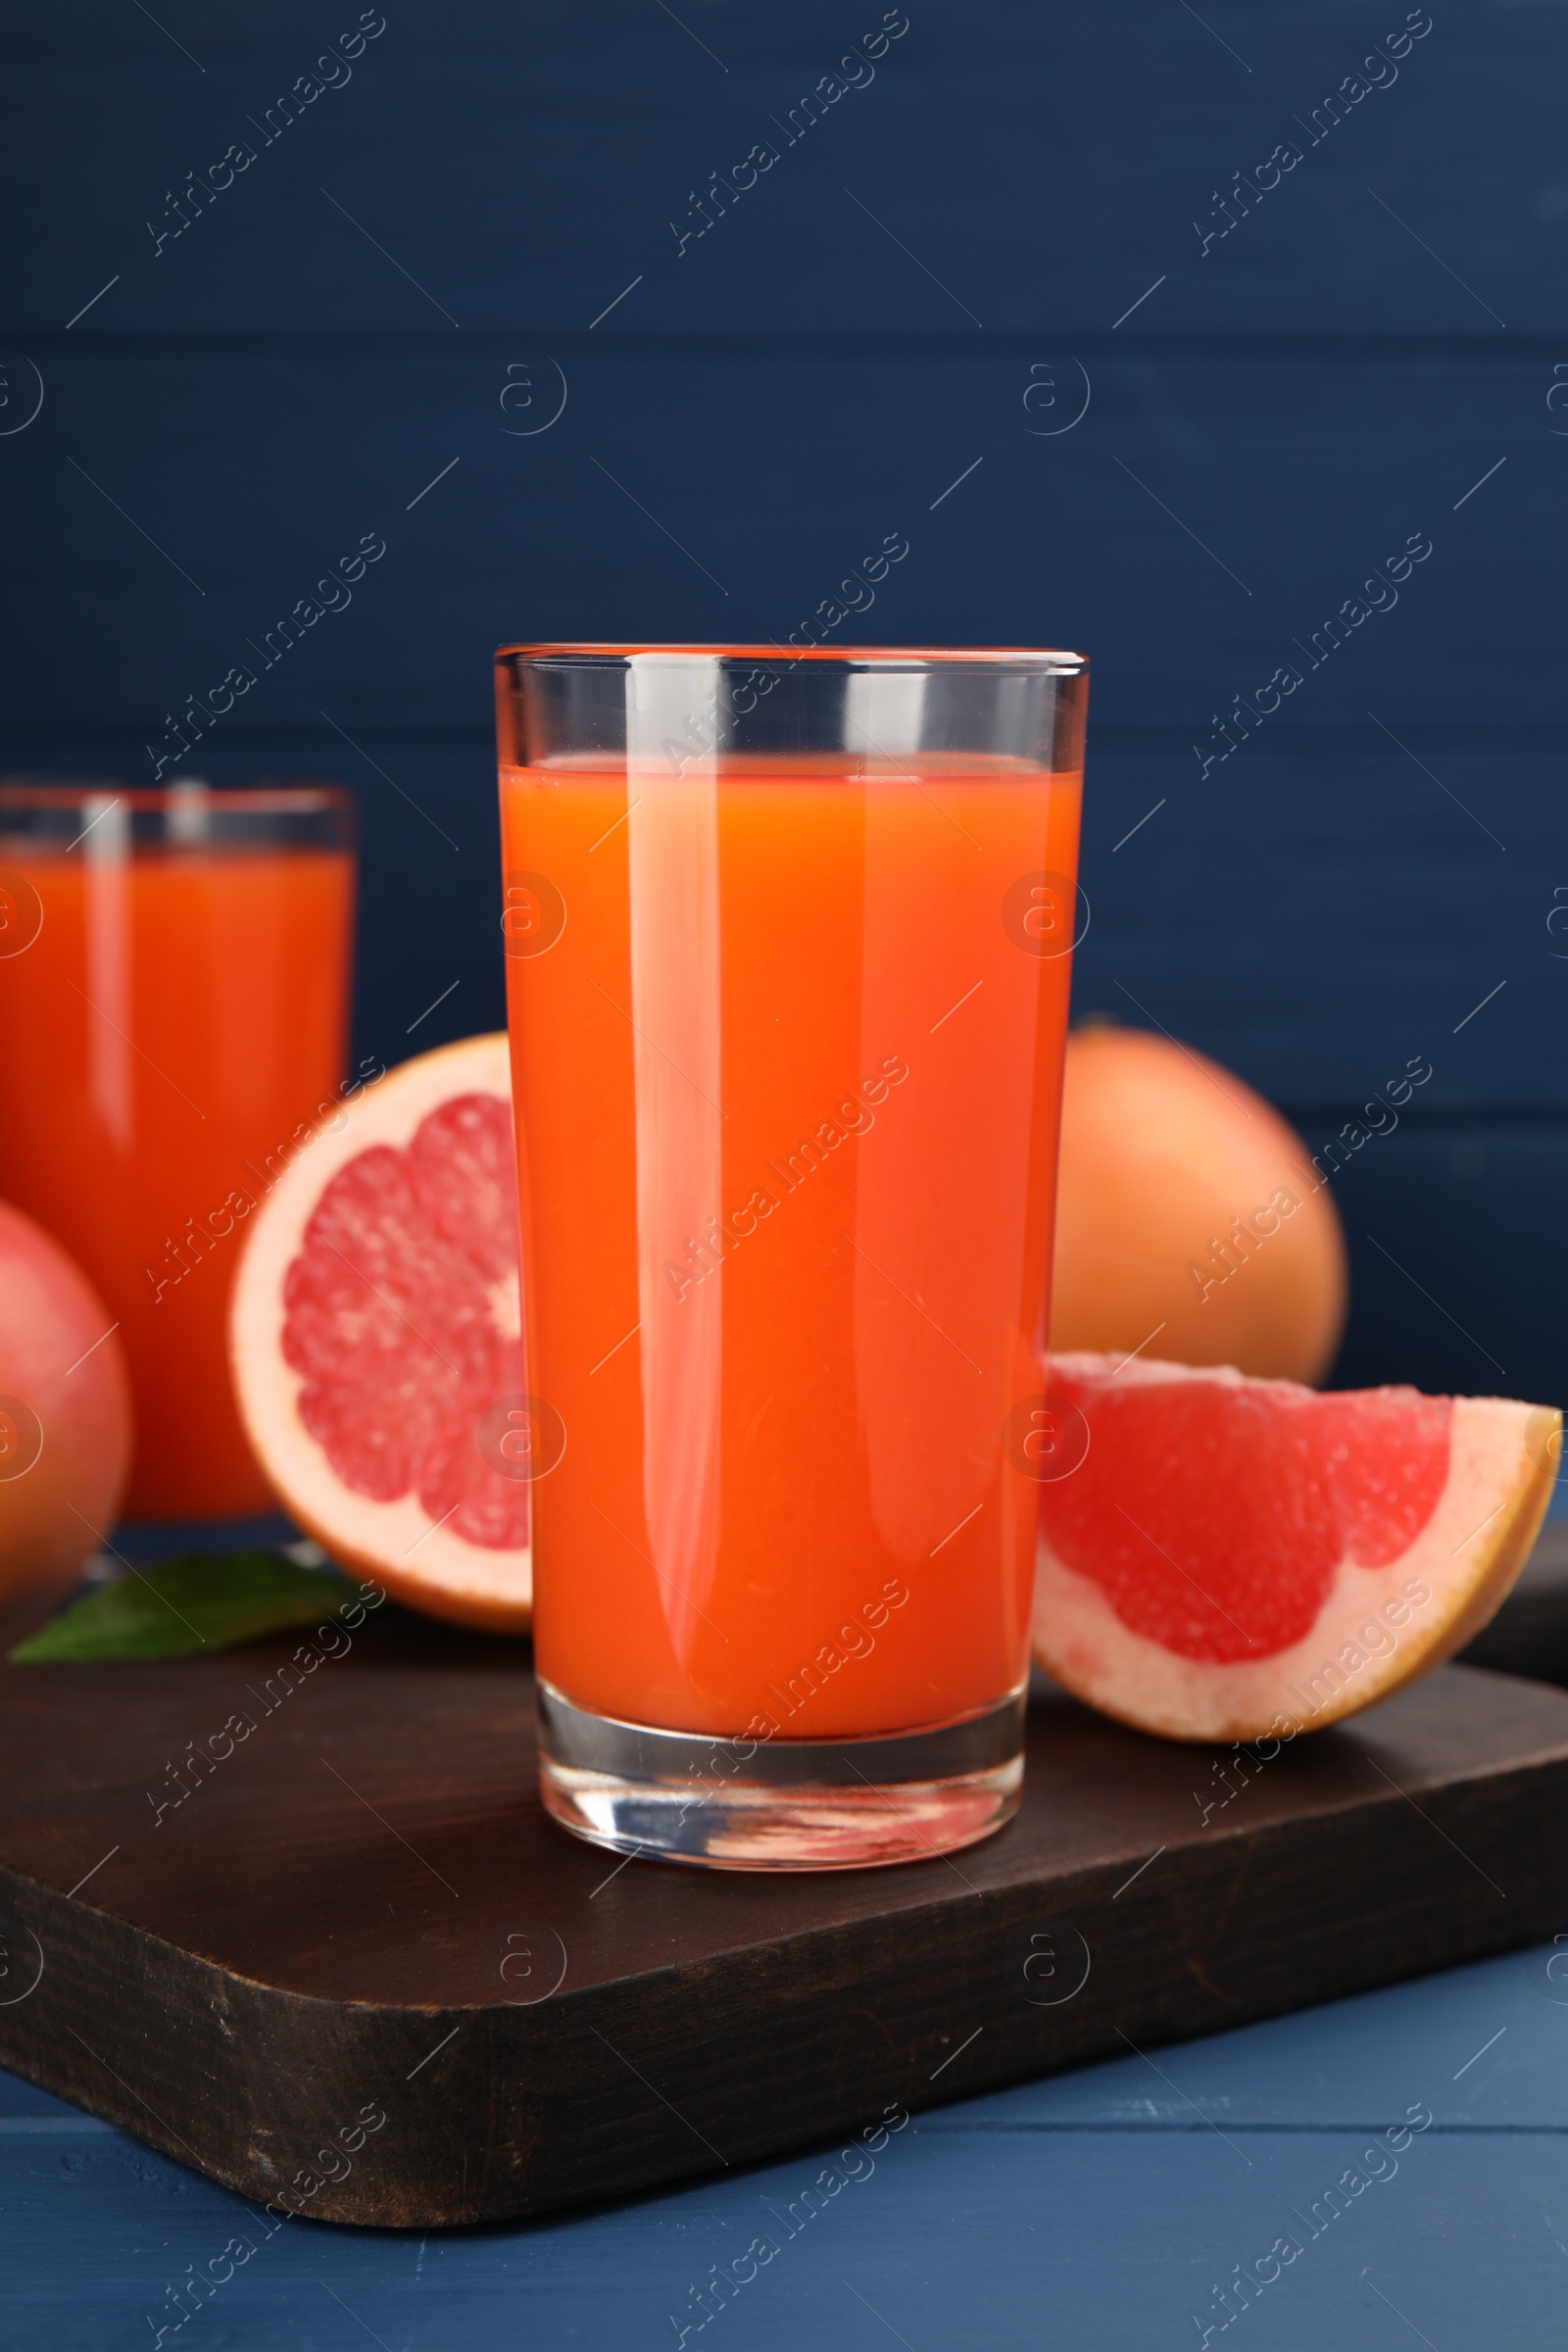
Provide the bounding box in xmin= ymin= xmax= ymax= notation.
xmin=0 ymin=1199 xmax=132 ymax=1603
xmin=1050 ymin=1022 xmax=1348 ymax=1384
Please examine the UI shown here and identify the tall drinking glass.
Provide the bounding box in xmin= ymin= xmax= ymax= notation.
xmin=496 ymin=649 xmax=1086 ymax=1868
xmin=0 ymin=782 xmax=355 ymax=1521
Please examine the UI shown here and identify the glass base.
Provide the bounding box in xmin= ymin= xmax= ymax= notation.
xmin=535 ymin=1681 xmax=1027 ymax=1871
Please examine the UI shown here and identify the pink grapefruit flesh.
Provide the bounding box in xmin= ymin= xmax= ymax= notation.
xmin=1032 ymin=1351 xmax=1557 ymax=1741
xmin=230 ymin=1035 xmax=532 ymax=1632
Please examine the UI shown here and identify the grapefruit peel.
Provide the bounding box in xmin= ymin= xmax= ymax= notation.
xmin=230 ymin=1034 xmax=532 ymax=1633
xmin=1031 ymin=1351 xmax=1557 ymax=1743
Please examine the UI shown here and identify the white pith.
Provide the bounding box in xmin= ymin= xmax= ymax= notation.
xmin=228 ymin=1033 xmax=532 ymax=1617
xmin=1031 ymin=1351 xmax=1551 ymax=1740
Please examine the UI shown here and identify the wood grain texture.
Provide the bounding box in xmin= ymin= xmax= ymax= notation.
xmin=3 ymin=1937 xmax=1564 ymax=2350
xmin=0 ymin=342 xmax=1555 ymax=734
xmin=0 ymin=1599 xmax=1565 ymax=2228
xmin=2 ymin=2 xmax=1563 ymax=337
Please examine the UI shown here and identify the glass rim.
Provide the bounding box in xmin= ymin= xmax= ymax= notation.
xmin=496 ymin=641 xmax=1088 ymax=675
xmin=0 ymin=779 xmax=353 ymax=814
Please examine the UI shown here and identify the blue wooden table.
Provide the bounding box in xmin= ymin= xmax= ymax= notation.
xmin=7 ymin=1936 xmax=1564 ymax=2349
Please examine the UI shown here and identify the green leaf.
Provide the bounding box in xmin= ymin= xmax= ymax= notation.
xmin=9 ymin=1550 xmax=364 ymax=1663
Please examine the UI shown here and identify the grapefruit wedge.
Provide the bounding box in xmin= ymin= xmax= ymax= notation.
xmin=230 ymin=1034 xmax=533 ymax=1633
xmin=1031 ymin=1352 xmax=1558 ymax=1742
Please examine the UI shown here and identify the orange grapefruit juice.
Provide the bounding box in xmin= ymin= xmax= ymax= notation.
xmin=0 ymin=836 xmax=353 ymax=1518
xmin=501 ymin=755 xmax=1081 ymax=1738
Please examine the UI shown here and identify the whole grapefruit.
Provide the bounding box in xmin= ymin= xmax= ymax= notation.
xmin=0 ymin=1199 xmax=132 ymax=1601
xmin=1050 ymin=1023 xmax=1348 ymax=1384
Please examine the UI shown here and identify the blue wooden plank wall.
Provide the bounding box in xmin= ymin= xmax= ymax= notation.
xmin=1 ymin=1 xmax=1564 ymax=1400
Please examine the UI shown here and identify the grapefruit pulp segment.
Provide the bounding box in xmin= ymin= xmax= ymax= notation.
xmin=1032 ymin=1352 xmax=1557 ymax=1742
xmin=230 ymin=1035 xmax=533 ymax=1632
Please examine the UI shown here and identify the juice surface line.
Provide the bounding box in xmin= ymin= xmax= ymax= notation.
xmin=0 ymin=846 xmax=354 ymax=1518
xmin=501 ymin=755 xmax=1081 ymax=1740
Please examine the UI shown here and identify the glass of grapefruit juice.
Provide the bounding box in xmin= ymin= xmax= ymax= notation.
xmin=0 ymin=782 xmax=355 ymax=1522
xmin=496 ymin=648 xmax=1087 ymax=1868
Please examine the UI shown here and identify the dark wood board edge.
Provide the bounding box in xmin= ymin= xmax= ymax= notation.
xmin=2 ymin=1722 xmax=1565 ymax=2229
xmin=1460 ymin=1521 xmax=1568 ymax=1685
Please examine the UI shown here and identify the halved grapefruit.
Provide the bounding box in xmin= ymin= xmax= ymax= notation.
xmin=1031 ymin=1351 xmax=1557 ymax=1742
xmin=230 ymin=1034 xmax=533 ymax=1633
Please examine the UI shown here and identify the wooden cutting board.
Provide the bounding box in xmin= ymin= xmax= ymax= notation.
xmin=0 ymin=1600 xmax=1564 ymax=2228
